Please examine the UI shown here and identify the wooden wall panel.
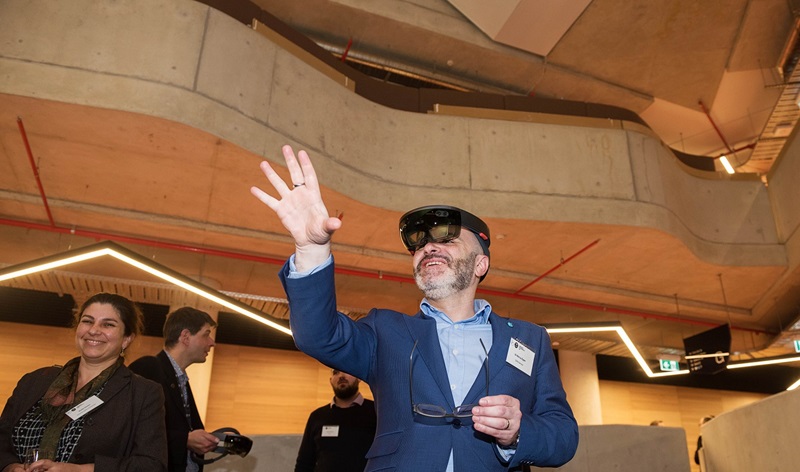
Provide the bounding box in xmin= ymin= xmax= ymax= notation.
xmin=203 ymin=344 xmax=373 ymax=435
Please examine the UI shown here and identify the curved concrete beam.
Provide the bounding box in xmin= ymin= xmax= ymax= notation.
xmin=0 ymin=0 xmax=784 ymax=268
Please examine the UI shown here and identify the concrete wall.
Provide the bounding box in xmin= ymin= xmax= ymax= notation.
xmin=701 ymin=389 xmax=800 ymax=472
xmin=205 ymin=425 xmax=691 ymax=472
xmin=530 ymin=425 xmax=690 ymax=472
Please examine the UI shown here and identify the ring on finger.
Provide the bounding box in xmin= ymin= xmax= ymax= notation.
xmin=504 ymin=418 xmax=510 ymax=430
xmin=293 ymin=182 xmax=305 ymax=188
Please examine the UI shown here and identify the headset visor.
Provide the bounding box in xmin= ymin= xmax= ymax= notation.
xmin=399 ymin=208 xmax=462 ymax=253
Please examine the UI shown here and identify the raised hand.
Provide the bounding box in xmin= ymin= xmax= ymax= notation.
xmin=250 ymin=145 xmax=342 ymax=270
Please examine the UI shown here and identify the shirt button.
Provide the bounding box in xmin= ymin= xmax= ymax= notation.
xmin=451 ymin=384 xmax=457 ymax=390
xmin=453 ymin=349 xmax=459 ymax=355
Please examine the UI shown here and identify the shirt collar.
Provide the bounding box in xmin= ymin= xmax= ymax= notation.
xmin=164 ymin=350 xmax=189 ymax=383
xmin=330 ymin=392 xmax=365 ymax=408
xmin=420 ymin=298 xmax=492 ymax=325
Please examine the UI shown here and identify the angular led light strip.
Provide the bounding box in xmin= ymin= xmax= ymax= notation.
xmin=685 ymin=352 xmax=729 ymax=360
xmin=545 ymin=322 xmax=689 ymax=378
xmin=0 ymin=241 xmax=292 ymax=336
xmin=546 ymin=322 xmax=800 ymax=389
xmin=726 ymin=354 xmax=800 ymax=369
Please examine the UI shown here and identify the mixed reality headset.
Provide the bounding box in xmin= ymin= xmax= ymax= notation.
xmin=192 ymin=427 xmax=253 ymax=465
xmin=399 ymin=205 xmax=491 ymax=281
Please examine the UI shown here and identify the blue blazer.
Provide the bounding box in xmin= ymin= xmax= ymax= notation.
xmin=281 ymin=260 xmax=578 ymax=471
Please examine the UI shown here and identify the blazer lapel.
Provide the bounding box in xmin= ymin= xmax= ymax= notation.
xmin=97 ymin=366 xmax=129 ymax=403
xmin=406 ymin=313 xmax=456 ymax=409
xmin=488 ymin=313 xmax=514 ymax=387
xmin=461 ymin=313 xmax=514 ymax=405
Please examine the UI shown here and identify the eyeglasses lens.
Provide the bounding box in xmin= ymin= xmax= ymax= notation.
xmin=413 ymin=403 xmax=477 ymax=418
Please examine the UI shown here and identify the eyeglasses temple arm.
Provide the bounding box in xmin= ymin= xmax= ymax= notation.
xmin=479 ymin=338 xmax=489 ymax=397
xmin=409 ymin=339 xmax=418 ymax=410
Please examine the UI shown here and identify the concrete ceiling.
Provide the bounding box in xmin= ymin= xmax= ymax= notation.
xmin=256 ymin=0 xmax=799 ymax=174
xmin=2 ymin=0 xmax=800 ymax=378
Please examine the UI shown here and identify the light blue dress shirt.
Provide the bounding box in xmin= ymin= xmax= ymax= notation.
xmin=419 ymin=298 xmax=495 ymax=472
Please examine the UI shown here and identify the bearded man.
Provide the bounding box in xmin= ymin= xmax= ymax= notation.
xmin=294 ymin=369 xmax=377 ymax=472
xmin=252 ymin=145 xmax=578 ymax=472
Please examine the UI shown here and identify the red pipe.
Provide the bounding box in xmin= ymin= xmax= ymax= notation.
xmin=698 ymin=100 xmax=733 ymax=154
xmin=0 ymin=217 xmax=773 ymax=336
xmin=514 ymin=238 xmax=599 ymax=294
xmin=341 ymin=37 xmax=353 ymax=62
xmin=17 ymin=118 xmax=56 ymax=227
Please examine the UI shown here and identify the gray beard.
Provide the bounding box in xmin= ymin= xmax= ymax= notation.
xmin=414 ymin=252 xmax=477 ymax=300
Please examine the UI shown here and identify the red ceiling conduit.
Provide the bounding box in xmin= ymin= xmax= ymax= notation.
xmin=17 ymin=117 xmax=55 ymax=227
xmin=698 ymin=100 xmax=734 ymax=154
xmin=513 ymin=238 xmax=600 ymax=295
xmin=698 ymin=100 xmax=758 ymax=159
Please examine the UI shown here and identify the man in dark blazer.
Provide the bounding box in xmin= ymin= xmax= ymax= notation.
xmin=251 ymin=146 xmax=579 ymax=471
xmin=129 ymin=307 xmax=219 ymax=472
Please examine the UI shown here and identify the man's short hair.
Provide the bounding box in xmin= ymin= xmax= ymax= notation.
xmin=163 ymin=306 xmax=217 ymax=348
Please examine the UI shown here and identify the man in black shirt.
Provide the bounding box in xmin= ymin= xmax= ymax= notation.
xmin=295 ymin=369 xmax=377 ymax=472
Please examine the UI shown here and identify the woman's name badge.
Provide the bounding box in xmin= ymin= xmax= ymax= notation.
xmin=66 ymin=395 xmax=104 ymax=420
xmin=506 ymin=338 xmax=535 ymax=376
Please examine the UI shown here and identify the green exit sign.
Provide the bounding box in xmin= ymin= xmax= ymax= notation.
xmin=794 ymin=339 xmax=800 ymax=353
xmin=659 ymin=359 xmax=680 ymax=372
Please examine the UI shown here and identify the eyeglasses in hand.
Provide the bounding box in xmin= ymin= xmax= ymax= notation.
xmin=409 ymin=338 xmax=489 ymax=418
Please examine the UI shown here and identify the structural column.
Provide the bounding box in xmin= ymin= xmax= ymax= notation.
xmin=558 ymin=350 xmax=603 ymax=425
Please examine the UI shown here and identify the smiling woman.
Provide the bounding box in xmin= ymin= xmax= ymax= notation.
xmin=0 ymin=293 xmax=167 ymax=472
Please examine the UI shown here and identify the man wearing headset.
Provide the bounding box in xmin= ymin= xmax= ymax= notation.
xmin=251 ymin=145 xmax=578 ymax=471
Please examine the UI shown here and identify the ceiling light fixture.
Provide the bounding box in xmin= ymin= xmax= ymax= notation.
xmin=545 ymin=322 xmax=689 ymax=378
xmin=685 ymin=352 xmax=730 ymax=360
xmin=719 ymin=155 xmax=735 ymax=174
xmin=546 ymin=322 xmax=800 ymax=389
xmin=0 ymin=241 xmax=293 ymax=336
xmin=725 ymin=353 xmax=800 ymax=369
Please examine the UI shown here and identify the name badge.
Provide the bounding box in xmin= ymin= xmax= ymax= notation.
xmin=66 ymin=395 xmax=104 ymax=420
xmin=321 ymin=425 xmax=339 ymax=437
xmin=506 ymin=338 xmax=535 ymax=376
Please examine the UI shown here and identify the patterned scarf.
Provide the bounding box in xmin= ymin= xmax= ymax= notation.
xmin=38 ymin=356 xmax=123 ymax=459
